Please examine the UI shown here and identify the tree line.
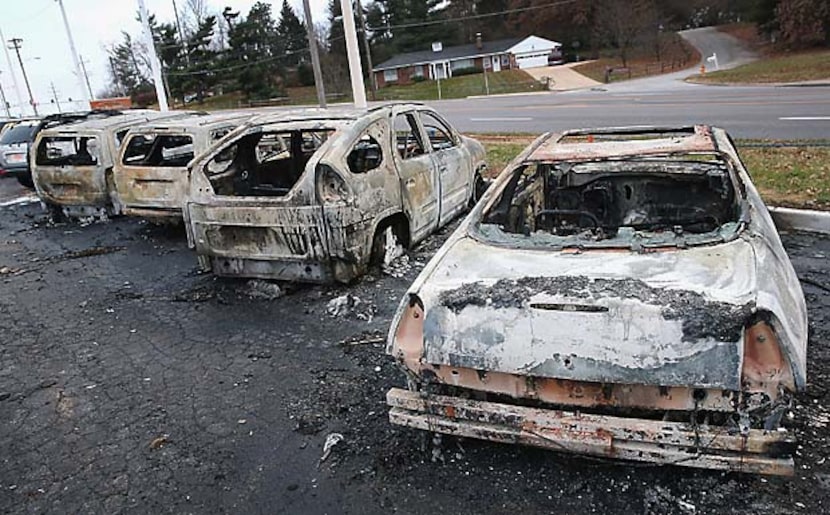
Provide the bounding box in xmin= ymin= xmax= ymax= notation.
xmin=105 ymin=0 xmax=829 ymax=103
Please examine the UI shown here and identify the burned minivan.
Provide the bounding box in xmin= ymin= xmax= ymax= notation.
xmin=185 ymin=105 xmax=487 ymax=283
xmin=386 ymin=126 xmax=808 ymax=475
xmin=32 ymin=110 xmax=198 ymax=219
xmin=114 ymin=112 xmax=253 ymax=221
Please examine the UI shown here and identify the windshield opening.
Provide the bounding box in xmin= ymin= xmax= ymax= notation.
xmin=123 ymin=134 xmax=195 ymax=167
xmin=476 ymin=156 xmax=742 ymax=250
xmin=205 ymin=128 xmax=334 ymax=197
xmin=35 ymin=136 xmax=100 ymax=167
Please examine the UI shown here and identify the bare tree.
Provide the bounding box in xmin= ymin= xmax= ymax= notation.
xmin=594 ymin=0 xmax=656 ymax=67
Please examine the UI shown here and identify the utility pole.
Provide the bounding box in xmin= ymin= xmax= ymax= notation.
xmin=354 ymin=0 xmax=376 ymax=100
xmin=137 ymin=0 xmax=170 ymax=111
xmin=56 ymin=0 xmax=91 ymax=110
xmin=339 ymin=0 xmax=367 ymax=109
xmin=0 ymin=76 xmax=10 ymax=118
xmin=79 ymin=55 xmax=95 ymax=100
xmin=50 ymin=82 xmax=62 ymax=113
xmin=302 ymin=0 xmax=326 ymax=108
xmin=8 ymin=38 xmax=38 ymax=116
xmin=171 ymin=0 xmax=189 ymax=65
xmin=0 ymin=26 xmax=25 ymax=116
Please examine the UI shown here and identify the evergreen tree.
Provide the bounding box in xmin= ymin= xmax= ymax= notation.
xmin=277 ymin=0 xmax=308 ymax=67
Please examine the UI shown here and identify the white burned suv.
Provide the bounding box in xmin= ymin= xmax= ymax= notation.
xmin=185 ymin=104 xmax=487 ymax=283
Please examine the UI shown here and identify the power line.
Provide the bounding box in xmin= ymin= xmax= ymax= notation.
xmin=367 ymin=0 xmax=580 ymax=32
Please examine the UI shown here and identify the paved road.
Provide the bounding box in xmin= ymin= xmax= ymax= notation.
xmin=422 ymin=28 xmax=830 ymax=139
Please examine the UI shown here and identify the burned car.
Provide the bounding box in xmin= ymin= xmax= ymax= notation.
xmin=32 ymin=110 xmax=199 ymax=219
xmin=185 ymin=104 xmax=487 ymax=283
xmin=386 ymin=126 xmax=808 ymax=476
xmin=114 ymin=112 xmax=252 ymax=221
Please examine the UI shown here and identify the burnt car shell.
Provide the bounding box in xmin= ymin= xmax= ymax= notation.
xmin=386 ymin=126 xmax=808 ymax=476
xmin=114 ymin=112 xmax=253 ymax=220
xmin=32 ymin=110 xmax=200 ymax=218
xmin=184 ymin=104 xmax=486 ymax=283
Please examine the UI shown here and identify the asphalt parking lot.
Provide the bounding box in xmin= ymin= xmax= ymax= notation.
xmin=1 ymin=176 xmax=829 ymax=514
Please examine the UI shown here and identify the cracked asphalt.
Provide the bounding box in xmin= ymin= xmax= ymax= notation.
xmin=1 ymin=178 xmax=829 ymax=514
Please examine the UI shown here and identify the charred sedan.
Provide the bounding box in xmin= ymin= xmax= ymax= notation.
xmin=184 ymin=104 xmax=487 ymax=283
xmin=386 ymin=126 xmax=808 ymax=476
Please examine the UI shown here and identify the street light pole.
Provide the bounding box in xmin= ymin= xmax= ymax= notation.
xmin=56 ymin=0 xmax=91 ymax=110
xmin=137 ymin=0 xmax=170 ymax=111
xmin=50 ymin=82 xmax=62 ymax=113
xmin=8 ymin=38 xmax=38 ymax=116
xmin=0 ymin=26 xmax=25 ymax=116
xmin=302 ymin=0 xmax=326 ymax=108
xmin=339 ymin=0 xmax=367 ymax=109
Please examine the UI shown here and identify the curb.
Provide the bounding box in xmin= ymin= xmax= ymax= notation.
xmin=769 ymin=207 xmax=830 ymax=235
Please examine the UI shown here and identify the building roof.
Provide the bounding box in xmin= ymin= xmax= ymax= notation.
xmin=373 ymin=37 xmax=525 ymax=71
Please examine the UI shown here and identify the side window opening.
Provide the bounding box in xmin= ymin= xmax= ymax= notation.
xmin=36 ymin=136 xmax=100 ymax=166
xmin=348 ymin=132 xmax=383 ymax=174
xmin=123 ymin=134 xmax=195 ymax=167
xmin=394 ymin=113 xmax=425 ymax=160
xmin=210 ymin=127 xmax=234 ymax=141
xmin=205 ymin=128 xmax=334 ymax=197
xmin=420 ymin=112 xmax=456 ymax=151
xmin=114 ymin=129 xmax=130 ymax=148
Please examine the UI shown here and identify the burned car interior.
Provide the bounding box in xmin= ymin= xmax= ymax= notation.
xmin=122 ymin=134 xmax=195 ymax=168
xmin=206 ymin=129 xmax=333 ymax=197
xmin=36 ymin=136 xmax=100 ymax=167
xmin=483 ymin=156 xmax=741 ymax=243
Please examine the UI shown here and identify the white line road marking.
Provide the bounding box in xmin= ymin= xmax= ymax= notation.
xmin=0 ymin=195 xmax=38 ymax=208
xmin=470 ymin=117 xmax=533 ymax=122
xmin=779 ymin=116 xmax=830 ymax=121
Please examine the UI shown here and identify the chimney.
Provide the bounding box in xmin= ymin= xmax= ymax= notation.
xmin=475 ymin=33 xmax=483 ymax=50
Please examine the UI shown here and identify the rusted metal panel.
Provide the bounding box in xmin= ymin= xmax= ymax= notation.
xmin=388 ymin=389 xmax=795 ymax=476
xmin=529 ymin=125 xmax=717 ymax=162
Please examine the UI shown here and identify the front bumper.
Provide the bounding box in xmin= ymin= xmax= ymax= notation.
xmin=387 ymin=388 xmax=795 ymax=476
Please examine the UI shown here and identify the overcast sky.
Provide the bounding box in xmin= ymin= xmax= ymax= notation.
xmin=0 ymin=0 xmax=330 ymax=117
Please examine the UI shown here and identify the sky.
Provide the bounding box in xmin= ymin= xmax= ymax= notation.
xmin=0 ymin=0 xmax=330 ymax=117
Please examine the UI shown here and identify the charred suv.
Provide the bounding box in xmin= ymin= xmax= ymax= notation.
xmin=184 ymin=104 xmax=487 ymax=283
xmin=386 ymin=126 xmax=808 ymax=475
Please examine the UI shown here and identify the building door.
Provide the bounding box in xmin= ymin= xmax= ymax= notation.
xmin=492 ymin=56 xmax=501 ymax=72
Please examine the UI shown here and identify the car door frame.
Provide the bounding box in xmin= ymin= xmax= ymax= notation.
xmin=417 ymin=109 xmax=471 ymax=226
xmin=390 ymin=105 xmax=440 ymax=244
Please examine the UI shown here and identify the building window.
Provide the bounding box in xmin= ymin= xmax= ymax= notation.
xmin=383 ymin=69 xmax=398 ymax=82
xmin=412 ymin=66 xmax=424 ymax=78
xmin=450 ymin=58 xmax=475 ymax=71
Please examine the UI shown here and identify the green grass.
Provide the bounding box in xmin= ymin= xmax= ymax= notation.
xmin=691 ymin=50 xmax=830 ymax=84
xmin=473 ymin=134 xmax=830 ymax=210
xmin=375 ymin=70 xmax=544 ymax=101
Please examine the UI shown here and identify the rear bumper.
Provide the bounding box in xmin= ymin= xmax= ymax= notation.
xmin=387 ymin=388 xmax=795 ymax=476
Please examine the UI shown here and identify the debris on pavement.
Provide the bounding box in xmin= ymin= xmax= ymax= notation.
xmin=320 ymin=433 xmax=344 ymax=464
xmin=245 ymin=280 xmax=285 ymax=300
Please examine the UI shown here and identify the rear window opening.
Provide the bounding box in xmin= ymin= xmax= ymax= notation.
xmin=205 ymin=129 xmax=334 ymax=197
xmin=123 ymin=134 xmax=195 ymax=167
xmin=478 ymin=156 xmax=744 ymax=249
xmin=36 ymin=136 xmax=100 ymax=167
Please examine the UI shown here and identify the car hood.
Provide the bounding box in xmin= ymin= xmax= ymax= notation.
xmin=412 ymin=236 xmax=758 ymax=390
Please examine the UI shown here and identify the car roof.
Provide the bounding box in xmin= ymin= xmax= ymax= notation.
xmin=527 ymin=125 xmax=720 ymax=162
xmin=41 ymin=111 xmax=201 ymax=134
xmin=245 ymin=103 xmax=427 ymax=127
xmin=127 ymin=111 xmax=253 ymax=132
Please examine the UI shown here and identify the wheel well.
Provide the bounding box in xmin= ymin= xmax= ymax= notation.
xmin=375 ymin=212 xmax=411 ymax=248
